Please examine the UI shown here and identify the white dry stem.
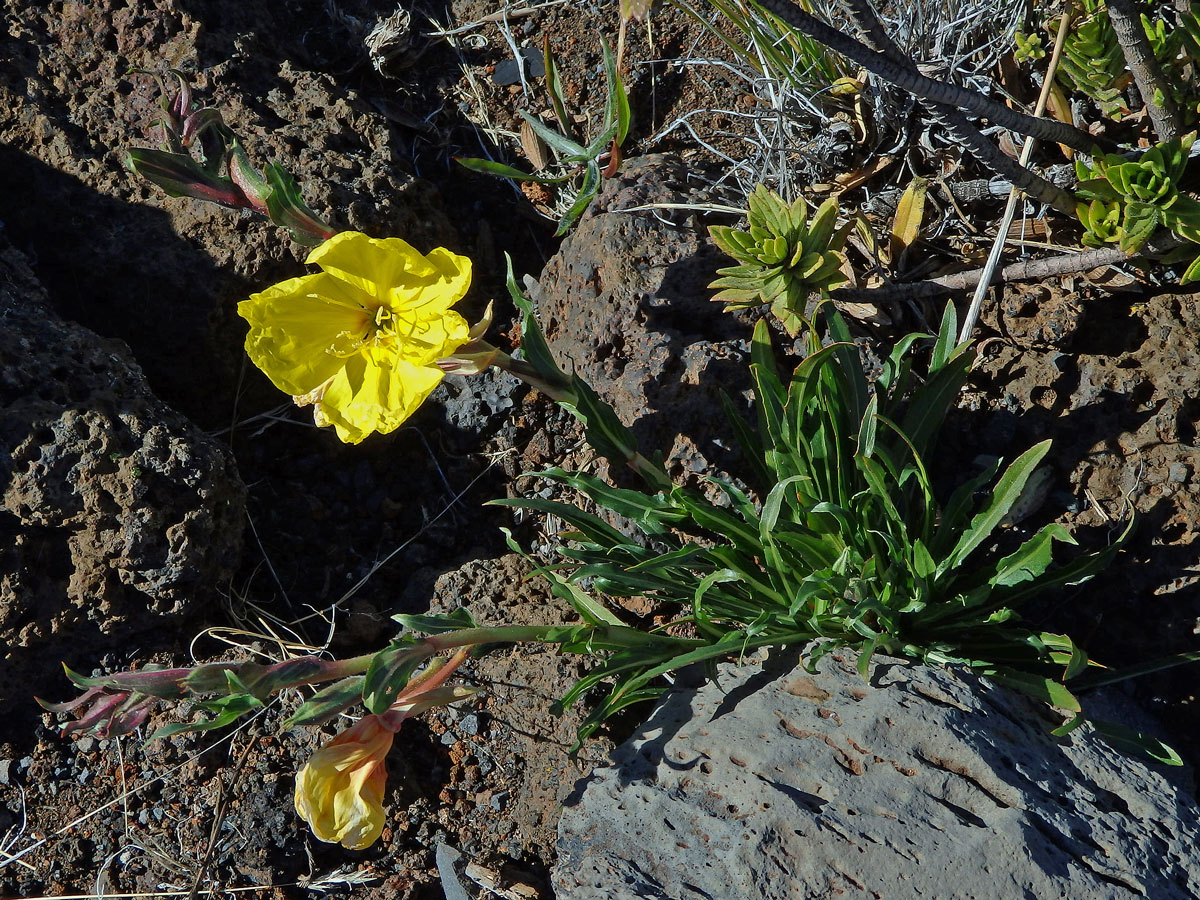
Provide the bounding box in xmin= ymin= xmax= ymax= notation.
xmin=959 ymin=10 xmax=1070 ymax=342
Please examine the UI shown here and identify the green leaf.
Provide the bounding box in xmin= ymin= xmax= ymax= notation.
xmin=125 ymin=148 xmax=242 ymax=207
xmin=1119 ymin=200 xmax=1160 ymax=253
xmin=455 ymin=156 xmax=567 ymax=184
xmin=719 ymin=388 xmax=771 ymax=491
xmin=929 ymin=300 xmax=961 ymax=372
xmin=1181 ymin=254 xmax=1200 ymax=285
xmin=900 ymin=350 xmax=974 ymax=459
xmin=489 ymin=495 xmax=632 ymax=547
xmin=285 ymin=676 xmax=366 ymax=728
xmin=555 ymin=161 xmax=602 ymax=235
xmin=148 ymin=689 xmax=263 ymax=741
xmin=985 ymin=669 xmax=1081 ymax=712
xmin=935 ymin=458 xmax=1002 ymax=555
xmin=1088 ymin=718 xmax=1183 ymax=766
xmin=986 ymin=523 xmax=1075 ymax=588
xmin=539 ymin=467 xmax=684 ymax=532
xmin=999 ymin=514 xmax=1134 ymax=608
xmin=263 ymin=163 xmax=332 ymax=246
xmin=670 ymin=487 xmax=762 ymax=552
xmin=601 ymin=36 xmax=631 ymax=145
xmin=362 ymin=646 xmax=424 ymax=714
xmin=942 ymin=440 xmax=1053 ymax=572
xmin=542 ymin=35 xmax=573 ymax=136
xmin=518 ymin=109 xmax=587 ymax=159
xmin=392 ymin=608 xmax=476 ymax=634
xmin=505 ymin=258 xmax=574 ymax=393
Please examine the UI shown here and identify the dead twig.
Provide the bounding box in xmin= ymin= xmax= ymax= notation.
xmin=1106 ymin=0 xmax=1182 ymax=142
xmin=750 ymin=0 xmax=1101 ymax=153
xmin=832 ymin=237 xmax=1178 ymax=304
xmin=840 ymin=0 xmax=1076 ymax=214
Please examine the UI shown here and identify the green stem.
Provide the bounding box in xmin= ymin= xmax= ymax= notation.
xmin=421 ymin=623 xmax=703 ymax=654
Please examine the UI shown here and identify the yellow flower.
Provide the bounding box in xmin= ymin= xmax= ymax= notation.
xmin=238 ymin=231 xmax=472 ymax=443
xmin=294 ymin=714 xmax=394 ymax=850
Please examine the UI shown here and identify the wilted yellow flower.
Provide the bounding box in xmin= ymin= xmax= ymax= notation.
xmin=294 ymin=713 xmax=394 ymax=850
xmin=238 ymin=230 xmax=472 ymax=443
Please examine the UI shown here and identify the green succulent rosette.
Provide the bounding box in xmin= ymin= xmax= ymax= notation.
xmin=708 ymin=184 xmax=847 ymax=335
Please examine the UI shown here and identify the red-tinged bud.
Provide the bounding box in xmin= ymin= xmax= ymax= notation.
xmin=165 ymin=69 xmax=193 ymax=131
xmin=227 ymin=139 xmax=271 ymax=214
xmin=179 ymin=107 xmax=226 ymax=151
xmin=62 ymin=663 xmax=189 ymax=700
xmin=39 ymin=685 xmax=156 ymax=738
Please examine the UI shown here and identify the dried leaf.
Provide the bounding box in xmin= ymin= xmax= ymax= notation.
xmin=833 ymin=154 xmax=895 ymax=192
xmin=889 ymin=176 xmax=927 ymax=263
xmin=835 ymin=300 xmax=892 ymax=327
xmin=620 ymin=0 xmax=652 ymax=21
xmin=1044 ymin=81 xmax=1075 ymax=160
xmin=520 ymin=119 xmax=550 ymax=171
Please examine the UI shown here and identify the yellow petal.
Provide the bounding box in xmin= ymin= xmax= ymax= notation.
xmin=392 ymin=308 xmax=471 ymax=368
xmin=415 ymin=247 xmax=473 ymax=311
xmin=294 ymin=716 xmax=393 ymax=850
xmin=238 ymin=272 xmax=372 ymax=396
xmin=307 ymin=231 xmax=434 ymax=303
xmin=316 ymin=349 xmax=445 ymax=444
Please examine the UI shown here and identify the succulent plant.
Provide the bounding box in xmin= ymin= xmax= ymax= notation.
xmin=708 ymin=184 xmax=847 ymax=335
xmin=1056 ymin=0 xmax=1129 ymax=118
xmin=1013 ymin=30 xmax=1046 ymax=64
xmin=1077 ymin=199 xmax=1122 ymax=248
xmin=1075 ymin=133 xmax=1196 ymax=253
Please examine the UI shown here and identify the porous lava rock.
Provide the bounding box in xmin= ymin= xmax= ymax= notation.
xmin=529 ymin=154 xmax=753 ymax=477
xmin=0 ymin=231 xmax=245 ymax=649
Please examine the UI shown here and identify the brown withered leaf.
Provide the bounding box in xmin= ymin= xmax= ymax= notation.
xmin=520 ymin=119 xmax=550 ymax=172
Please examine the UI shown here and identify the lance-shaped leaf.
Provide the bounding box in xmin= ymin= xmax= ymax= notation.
xmin=62 ymin=663 xmax=190 ymax=699
xmin=286 ymin=676 xmax=368 ymax=728
xmin=125 ymin=148 xmax=249 ymax=209
xmin=262 ymin=163 xmax=336 ymax=246
xmin=362 ymin=645 xmax=431 ymax=715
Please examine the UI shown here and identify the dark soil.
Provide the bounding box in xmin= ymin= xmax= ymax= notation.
xmin=2 ymin=1 xmax=1198 ymax=898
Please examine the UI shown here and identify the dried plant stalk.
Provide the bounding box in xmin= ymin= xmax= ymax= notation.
xmin=1105 ymin=0 xmax=1182 ymax=142
xmin=751 ymin=0 xmax=1101 ymax=153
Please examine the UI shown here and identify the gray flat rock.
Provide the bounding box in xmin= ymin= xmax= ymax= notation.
xmin=554 ymin=651 xmax=1199 ymax=900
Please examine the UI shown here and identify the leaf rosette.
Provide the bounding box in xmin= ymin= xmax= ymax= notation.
xmin=708 ymin=184 xmax=847 ymax=335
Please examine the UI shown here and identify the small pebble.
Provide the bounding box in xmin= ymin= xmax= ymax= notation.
xmin=0 ymin=759 xmax=12 ymax=785
xmin=459 ymin=714 xmax=480 ymax=736
xmin=440 ymin=731 xmax=458 ymax=746
xmin=490 ymin=791 xmax=510 ymax=811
